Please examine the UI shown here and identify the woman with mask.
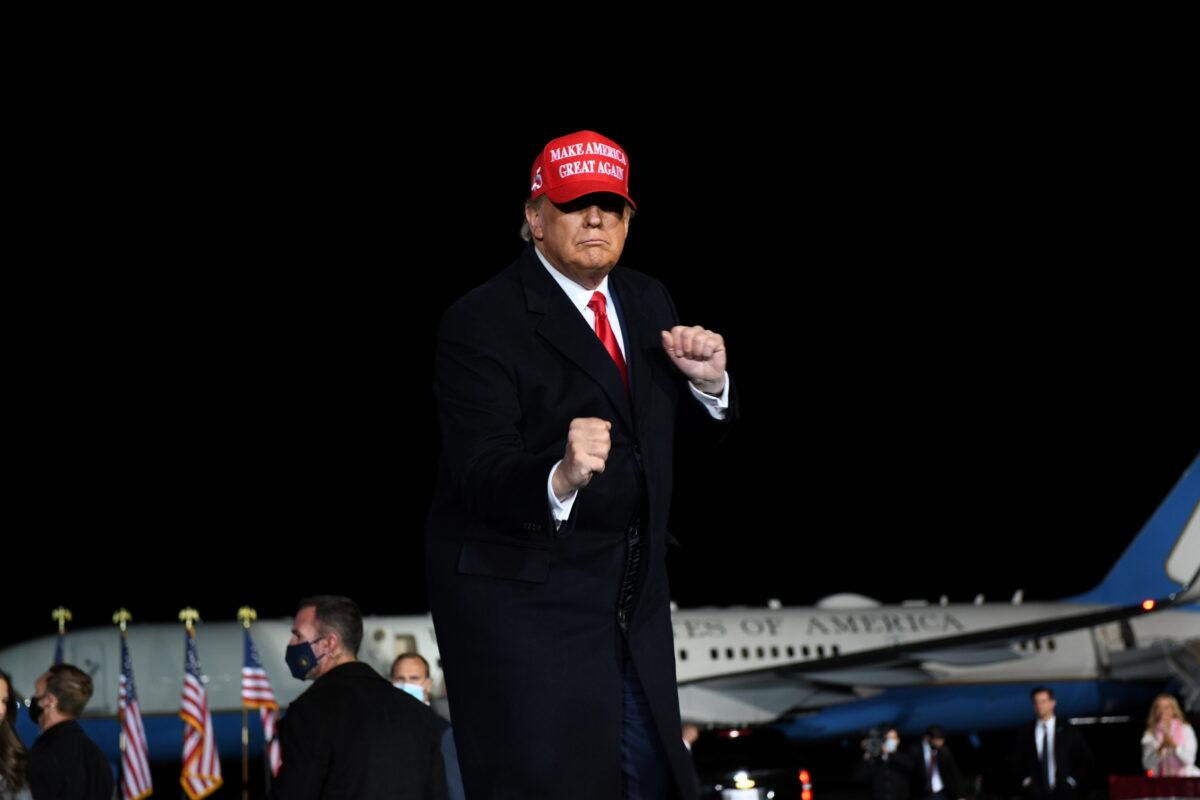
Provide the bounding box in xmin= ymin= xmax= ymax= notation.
xmin=0 ymin=669 xmax=31 ymax=800
xmin=857 ymin=726 xmax=916 ymax=800
xmin=1142 ymin=693 xmax=1199 ymax=777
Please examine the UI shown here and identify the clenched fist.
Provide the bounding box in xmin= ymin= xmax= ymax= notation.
xmin=661 ymin=325 xmax=727 ymax=395
xmin=552 ymin=417 xmax=612 ymax=500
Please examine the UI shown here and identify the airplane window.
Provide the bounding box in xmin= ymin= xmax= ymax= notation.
xmin=756 ymin=647 xmax=765 ymax=659
xmin=679 ymin=650 xmax=688 ymax=661
xmin=786 ymin=646 xmax=795 ymax=658
xmin=710 ymin=648 xmax=719 ymax=660
xmin=1047 ymin=639 xmax=1056 ymax=650
xmin=770 ymin=646 xmax=779 ymax=658
xmin=832 ymin=644 xmax=840 ymax=656
xmin=802 ymin=646 xmax=810 ymax=657
xmin=817 ymin=646 xmax=825 ymax=657
xmin=726 ymin=648 xmax=735 ymax=660
xmin=1033 ymin=640 xmax=1042 ymax=651
xmin=741 ymin=647 xmax=750 ymax=659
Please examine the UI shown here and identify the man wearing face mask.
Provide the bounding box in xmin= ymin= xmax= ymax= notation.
xmin=390 ymin=653 xmax=464 ymax=800
xmin=268 ymin=596 xmax=446 ymax=800
xmin=26 ymin=663 xmax=114 ymax=800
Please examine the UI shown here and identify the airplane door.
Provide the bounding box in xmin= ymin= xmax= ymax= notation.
xmin=359 ymin=625 xmax=421 ymax=677
xmin=392 ymin=634 xmax=417 ymax=661
xmin=1093 ymin=621 xmax=1129 ymax=653
xmin=69 ymin=640 xmax=114 ymax=715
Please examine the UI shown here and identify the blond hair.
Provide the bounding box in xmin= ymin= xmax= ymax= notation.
xmin=1145 ymin=693 xmax=1185 ymax=732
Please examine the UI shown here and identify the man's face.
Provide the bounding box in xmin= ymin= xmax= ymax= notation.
xmin=391 ymin=657 xmax=432 ymax=703
xmin=0 ymin=676 xmax=9 ymax=723
xmin=31 ymin=675 xmax=51 ymax=729
xmin=525 ymin=193 xmax=631 ymax=287
xmin=289 ymin=606 xmax=322 ymax=647
xmin=288 ymin=606 xmax=333 ymax=679
xmin=1032 ymin=690 xmax=1055 ymax=720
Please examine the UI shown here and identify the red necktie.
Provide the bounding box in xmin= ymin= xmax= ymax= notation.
xmin=587 ymin=291 xmax=628 ymax=391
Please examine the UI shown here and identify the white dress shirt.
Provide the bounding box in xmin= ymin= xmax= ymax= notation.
xmin=533 ymin=248 xmax=729 ymax=525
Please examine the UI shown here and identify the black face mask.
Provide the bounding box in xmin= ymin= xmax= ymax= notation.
xmin=28 ymin=695 xmax=44 ymax=724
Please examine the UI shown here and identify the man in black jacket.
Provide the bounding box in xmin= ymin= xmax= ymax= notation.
xmin=911 ymin=726 xmax=964 ymax=800
xmin=27 ymin=663 xmax=114 ymax=800
xmin=1016 ymin=687 xmax=1093 ymax=799
xmin=391 ymin=653 xmax=464 ymax=800
xmin=425 ymin=128 xmax=735 ymax=800
xmin=269 ymin=595 xmax=446 ymax=800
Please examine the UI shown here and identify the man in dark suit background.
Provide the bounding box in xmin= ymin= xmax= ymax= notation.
xmin=391 ymin=653 xmax=464 ymax=800
xmin=910 ymin=725 xmax=965 ymax=800
xmin=26 ymin=663 xmax=114 ymax=800
xmin=269 ymin=595 xmax=446 ymax=800
xmin=1016 ymin=686 xmax=1093 ymax=799
xmin=425 ymin=129 xmax=734 ymax=799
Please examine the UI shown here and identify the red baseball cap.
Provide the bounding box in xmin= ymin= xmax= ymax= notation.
xmin=529 ymin=130 xmax=636 ymax=210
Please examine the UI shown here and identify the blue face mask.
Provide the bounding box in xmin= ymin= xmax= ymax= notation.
xmin=285 ymin=637 xmax=326 ymax=681
xmin=394 ymin=681 xmax=427 ymax=704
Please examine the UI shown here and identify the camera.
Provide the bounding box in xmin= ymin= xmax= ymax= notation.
xmin=861 ymin=727 xmax=886 ymax=759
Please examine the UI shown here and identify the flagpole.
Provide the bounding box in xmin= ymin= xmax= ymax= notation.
xmin=51 ymin=606 xmax=72 ymax=664
xmin=237 ymin=607 xmax=257 ymax=800
xmin=241 ymin=706 xmax=249 ymax=800
xmin=113 ymin=609 xmax=132 ymax=800
xmin=179 ymin=607 xmax=200 ymax=800
xmin=180 ymin=606 xmax=196 ymax=800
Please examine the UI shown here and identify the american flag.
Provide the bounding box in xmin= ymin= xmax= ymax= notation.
xmin=180 ymin=629 xmax=223 ymax=800
xmin=242 ymin=628 xmax=282 ymax=776
xmin=118 ymin=633 xmax=153 ymax=800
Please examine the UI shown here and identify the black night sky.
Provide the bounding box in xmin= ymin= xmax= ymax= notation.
xmin=8 ymin=72 xmax=1196 ymax=651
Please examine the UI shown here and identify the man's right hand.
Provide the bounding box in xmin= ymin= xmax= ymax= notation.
xmin=552 ymin=418 xmax=611 ymax=500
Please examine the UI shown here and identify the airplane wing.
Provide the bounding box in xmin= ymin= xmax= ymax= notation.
xmin=678 ymin=670 xmax=874 ymax=723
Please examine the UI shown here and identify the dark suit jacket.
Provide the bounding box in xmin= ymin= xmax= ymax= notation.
xmin=268 ymin=662 xmax=446 ymax=800
xmin=857 ymin=750 xmax=917 ymax=800
xmin=425 ymin=246 xmax=735 ymax=799
xmin=1016 ymin=718 xmax=1093 ymax=800
xmin=27 ymin=719 xmax=113 ymax=800
xmin=910 ymin=742 xmax=964 ymax=799
xmin=432 ymin=716 xmax=465 ymax=800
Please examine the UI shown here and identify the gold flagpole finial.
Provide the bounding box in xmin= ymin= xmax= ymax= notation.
xmin=178 ymin=607 xmax=201 ymax=632
xmin=236 ymin=607 xmax=258 ymax=629
xmin=112 ymin=609 xmax=133 ymax=632
xmin=51 ymin=607 xmax=73 ymax=635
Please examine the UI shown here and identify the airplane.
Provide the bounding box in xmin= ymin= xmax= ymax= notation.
xmin=673 ymin=452 xmax=1199 ymax=739
xmin=2 ymin=453 xmax=1196 ymax=763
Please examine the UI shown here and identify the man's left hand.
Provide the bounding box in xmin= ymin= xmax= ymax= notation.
xmin=661 ymin=325 xmax=726 ymax=395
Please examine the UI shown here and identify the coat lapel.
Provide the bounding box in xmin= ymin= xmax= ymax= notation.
xmin=520 ymin=249 xmax=634 ymax=432
xmin=607 ymin=270 xmax=653 ymax=438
